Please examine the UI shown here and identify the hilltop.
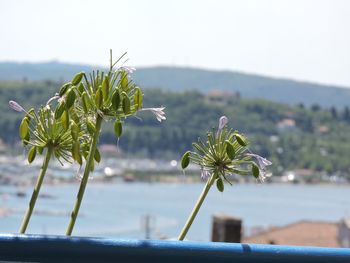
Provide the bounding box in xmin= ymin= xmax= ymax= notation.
xmin=0 ymin=62 xmax=349 ymax=107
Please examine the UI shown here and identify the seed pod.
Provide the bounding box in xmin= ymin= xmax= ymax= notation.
xmin=59 ymin=83 xmax=71 ymax=96
xmin=101 ymin=77 xmax=110 ymax=102
xmin=133 ymin=87 xmax=143 ymax=110
xmin=61 ymin=110 xmax=69 ymax=131
xmin=71 ymin=71 xmax=84 ymax=85
xmin=27 ymin=146 xmax=37 ymax=164
xmin=19 ymin=118 xmax=29 ymax=140
xmin=114 ymin=120 xmax=122 ymax=137
xmin=55 ymin=102 xmax=65 ymax=119
xmin=65 ymin=89 xmax=76 ymax=109
xmin=81 ymin=92 xmax=89 ymax=113
xmin=94 ymin=148 xmax=101 ymax=163
xmin=216 ymin=178 xmax=224 ymax=192
xmin=122 ymin=95 xmax=130 ymax=114
xmin=95 ymin=87 xmax=103 ymax=108
xmin=225 ymin=140 xmax=235 ymax=160
xmin=111 ymin=90 xmax=121 ymax=111
xmin=121 ymin=73 xmax=128 ymax=90
xmin=235 ymin=134 xmax=247 ymax=146
xmin=71 ymin=121 xmax=79 ymax=141
xmin=87 ymin=120 xmax=96 ymax=135
xmin=181 ymin=151 xmax=191 ymax=169
xmin=252 ymin=163 xmax=260 ymax=178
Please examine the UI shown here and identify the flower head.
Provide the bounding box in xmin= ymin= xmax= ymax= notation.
xmin=180 ymin=116 xmax=271 ymax=191
xmin=140 ymin=107 xmax=166 ymax=122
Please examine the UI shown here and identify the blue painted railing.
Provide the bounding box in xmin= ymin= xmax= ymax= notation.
xmin=0 ymin=234 xmax=349 ymax=263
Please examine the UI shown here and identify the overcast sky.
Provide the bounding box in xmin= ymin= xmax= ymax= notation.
xmin=1 ymin=0 xmax=349 ymax=86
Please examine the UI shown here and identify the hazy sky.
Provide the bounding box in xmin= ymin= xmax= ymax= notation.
xmin=1 ymin=0 xmax=350 ymax=86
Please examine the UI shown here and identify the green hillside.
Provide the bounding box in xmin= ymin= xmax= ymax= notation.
xmin=1 ymin=80 xmax=350 ymax=177
xmin=0 ymin=62 xmax=350 ymax=107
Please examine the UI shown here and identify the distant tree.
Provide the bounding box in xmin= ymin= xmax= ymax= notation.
xmin=330 ymin=106 xmax=338 ymax=119
xmin=311 ymin=104 xmax=320 ymax=112
xmin=298 ymin=103 xmax=305 ymax=109
xmin=343 ymin=106 xmax=350 ymax=121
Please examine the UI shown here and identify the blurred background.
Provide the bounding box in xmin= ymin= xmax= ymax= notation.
xmin=0 ymin=0 xmax=350 ymax=247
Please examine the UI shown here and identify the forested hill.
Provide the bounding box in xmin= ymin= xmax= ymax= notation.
xmin=1 ymin=62 xmax=350 ymax=108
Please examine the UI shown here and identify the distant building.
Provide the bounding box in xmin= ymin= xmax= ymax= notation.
xmin=207 ymin=89 xmax=239 ymax=104
xmin=276 ymin=118 xmax=296 ymax=132
xmin=243 ymin=220 xmax=347 ymax=248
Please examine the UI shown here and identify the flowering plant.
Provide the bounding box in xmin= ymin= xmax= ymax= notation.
xmin=11 ymin=51 xmax=165 ymax=235
xmin=178 ymin=116 xmax=271 ymax=240
xmin=9 ymin=101 xmax=89 ymax=233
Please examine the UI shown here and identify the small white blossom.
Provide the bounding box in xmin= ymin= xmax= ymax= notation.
xmin=140 ymin=107 xmax=166 ymax=122
xmin=200 ymin=168 xmax=211 ymax=179
xmin=118 ymin=66 xmax=136 ymax=74
xmin=9 ymin=100 xmax=25 ymax=112
xmin=217 ymin=115 xmax=228 ymax=137
xmin=246 ymin=153 xmax=272 ymax=169
xmin=218 ymin=116 xmax=228 ymax=130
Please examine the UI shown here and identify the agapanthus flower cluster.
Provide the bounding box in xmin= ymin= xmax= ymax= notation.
xmin=10 ymin=101 xmax=88 ymax=165
xmin=181 ymin=116 xmax=271 ymax=191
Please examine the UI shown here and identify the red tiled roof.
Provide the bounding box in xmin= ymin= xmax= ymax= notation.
xmin=243 ymin=220 xmax=339 ymax=248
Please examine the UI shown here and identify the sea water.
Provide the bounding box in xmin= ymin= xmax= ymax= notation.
xmin=0 ymin=183 xmax=349 ymax=241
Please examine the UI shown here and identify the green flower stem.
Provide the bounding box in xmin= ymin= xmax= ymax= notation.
xmin=65 ymin=115 xmax=103 ymax=236
xmin=19 ymin=146 xmax=53 ymax=234
xmin=178 ymin=172 xmax=217 ymax=241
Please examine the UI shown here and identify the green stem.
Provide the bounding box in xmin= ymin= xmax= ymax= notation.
xmin=19 ymin=146 xmax=53 ymax=234
xmin=65 ymin=115 xmax=103 ymax=236
xmin=178 ymin=173 xmax=217 ymax=241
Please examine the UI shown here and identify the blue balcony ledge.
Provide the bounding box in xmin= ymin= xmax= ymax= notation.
xmin=0 ymin=234 xmax=349 ymax=263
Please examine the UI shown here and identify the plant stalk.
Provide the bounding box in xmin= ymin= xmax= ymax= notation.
xmin=19 ymin=146 xmax=53 ymax=234
xmin=65 ymin=115 xmax=103 ymax=236
xmin=178 ymin=173 xmax=217 ymax=240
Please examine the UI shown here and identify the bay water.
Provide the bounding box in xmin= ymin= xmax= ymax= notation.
xmin=0 ymin=183 xmax=349 ymax=241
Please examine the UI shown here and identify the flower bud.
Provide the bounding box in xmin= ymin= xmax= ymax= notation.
xmin=9 ymin=100 xmax=25 ymax=112
xmin=235 ymin=134 xmax=247 ymax=146
xmin=71 ymin=72 xmax=84 ymax=86
xmin=252 ymin=163 xmax=260 ymax=178
xmin=121 ymin=72 xmax=128 ymax=91
xmin=111 ymin=90 xmax=121 ymax=111
xmin=19 ymin=117 xmax=29 ymax=140
xmin=28 ymin=146 xmax=37 ymax=164
xmin=59 ymin=83 xmax=71 ymax=97
xmin=122 ymin=94 xmax=131 ymax=114
xmin=225 ymin=140 xmax=235 ymax=160
xmin=87 ymin=120 xmax=96 ymax=135
xmin=71 ymin=121 xmax=79 ymax=141
xmin=61 ymin=110 xmax=69 ymax=131
xmin=181 ymin=151 xmax=191 ymax=169
xmin=65 ymin=89 xmax=76 ymax=109
xmin=72 ymin=141 xmax=82 ymax=165
xmin=114 ymin=120 xmax=122 ymax=137
xmin=101 ymin=77 xmax=110 ymax=102
xmin=81 ymin=92 xmax=89 ymax=113
xmin=95 ymin=87 xmax=103 ymax=109
xmin=54 ymin=102 xmax=65 ymax=120
xmin=133 ymin=87 xmax=143 ymax=110
xmin=94 ymin=148 xmax=101 ymax=163
xmin=216 ymin=178 xmax=224 ymax=192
